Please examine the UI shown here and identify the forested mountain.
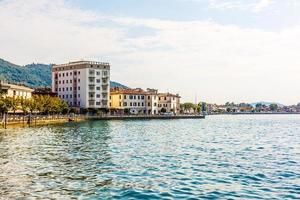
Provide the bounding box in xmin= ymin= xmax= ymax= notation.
xmin=0 ymin=58 xmax=129 ymax=89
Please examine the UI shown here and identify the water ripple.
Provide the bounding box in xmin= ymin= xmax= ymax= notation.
xmin=0 ymin=115 xmax=300 ymax=199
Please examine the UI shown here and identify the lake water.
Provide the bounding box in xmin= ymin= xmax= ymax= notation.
xmin=0 ymin=115 xmax=300 ymax=199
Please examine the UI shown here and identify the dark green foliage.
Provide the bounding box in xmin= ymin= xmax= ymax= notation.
xmin=0 ymin=58 xmax=129 ymax=89
xmin=0 ymin=58 xmax=52 ymax=87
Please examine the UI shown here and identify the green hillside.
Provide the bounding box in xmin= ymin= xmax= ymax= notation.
xmin=0 ymin=58 xmax=129 ymax=89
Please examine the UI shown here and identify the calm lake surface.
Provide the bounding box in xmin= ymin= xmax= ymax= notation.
xmin=0 ymin=115 xmax=300 ymax=199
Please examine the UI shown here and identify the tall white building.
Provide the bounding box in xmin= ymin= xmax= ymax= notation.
xmin=52 ymin=61 xmax=110 ymax=109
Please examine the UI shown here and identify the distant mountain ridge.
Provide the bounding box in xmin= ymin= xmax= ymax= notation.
xmin=0 ymin=58 xmax=129 ymax=89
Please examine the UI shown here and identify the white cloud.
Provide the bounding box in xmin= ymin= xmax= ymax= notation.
xmin=1 ymin=0 xmax=300 ymax=104
xmin=208 ymin=0 xmax=273 ymax=12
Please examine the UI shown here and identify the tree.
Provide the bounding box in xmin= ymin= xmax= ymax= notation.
xmin=6 ymin=96 xmax=20 ymax=119
xmin=27 ymin=97 xmax=37 ymax=114
xmin=269 ymin=103 xmax=278 ymax=112
xmin=182 ymin=102 xmax=196 ymax=113
xmin=20 ymin=97 xmax=30 ymax=115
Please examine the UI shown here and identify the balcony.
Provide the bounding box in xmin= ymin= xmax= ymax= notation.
xmin=102 ymin=81 xmax=109 ymax=86
xmin=102 ymin=85 xmax=108 ymax=90
xmin=89 ymin=97 xmax=95 ymax=101
xmin=102 ymin=100 xmax=108 ymax=106
xmin=89 ymin=86 xmax=95 ymax=91
xmin=89 ymin=73 xmax=95 ymax=78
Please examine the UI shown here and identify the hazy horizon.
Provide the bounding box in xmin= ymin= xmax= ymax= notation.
xmin=1 ymin=0 xmax=300 ymax=104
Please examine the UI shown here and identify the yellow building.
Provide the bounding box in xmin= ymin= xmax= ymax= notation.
xmin=110 ymin=88 xmax=147 ymax=114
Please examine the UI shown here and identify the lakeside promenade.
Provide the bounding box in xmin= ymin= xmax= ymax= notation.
xmin=0 ymin=114 xmax=205 ymax=129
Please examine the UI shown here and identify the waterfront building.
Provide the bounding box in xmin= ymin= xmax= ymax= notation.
xmin=145 ymin=88 xmax=159 ymax=115
xmin=110 ymin=88 xmax=147 ymax=114
xmin=52 ymin=61 xmax=110 ymax=109
xmin=110 ymin=88 xmax=181 ymax=115
xmin=0 ymin=81 xmax=33 ymax=99
xmin=158 ymin=93 xmax=181 ymax=114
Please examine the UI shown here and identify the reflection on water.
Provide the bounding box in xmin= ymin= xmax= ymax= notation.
xmin=0 ymin=115 xmax=300 ymax=199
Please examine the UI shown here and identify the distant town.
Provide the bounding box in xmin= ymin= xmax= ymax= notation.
xmin=0 ymin=60 xmax=300 ymax=117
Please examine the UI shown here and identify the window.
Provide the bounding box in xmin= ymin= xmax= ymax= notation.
xmin=78 ymin=71 xmax=80 ymax=75
xmin=159 ymin=97 xmax=161 ymax=100
xmin=78 ymin=94 xmax=80 ymax=97
xmin=66 ymin=94 xmax=68 ymax=98
xmin=55 ymin=88 xmax=58 ymax=92
xmin=148 ymin=103 xmax=150 ymax=106
xmin=119 ymin=102 xmax=122 ymax=107
xmin=154 ymin=103 xmax=157 ymax=106
xmin=165 ymin=97 xmax=167 ymax=100
xmin=63 ymin=73 xmax=65 ymax=77
xmin=66 ymin=72 xmax=68 ymax=76
xmin=142 ymin=103 xmax=144 ymax=106
xmin=62 ymin=95 xmax=65 ymax=98
xmin=59 ymin=88 xmax=61 ymax=91
xmin=59 ymin=95 xmax=61 ymax=98
xmin=55 ymin=81 xmax=58 ymax=84
xmin=138 ymin=96 xmax=140 ymax=100
xmin=124 ymin=102 xmax=127 ymax=106
xmin=148 ymin=96 xmax=150 ymax=100
xmin=130 ymin=102 xmax=132 ymax=106
xmin=138 ymin=102 xmax=140 ymax=106
xmin=96 ymin=79 xmax=100 ymax=83
xmin=119 ymin=95 xmax=122 ymax=99
xmin=134 ymin=96 xmax=136 ymax=99
xmin=97 ymin=87 xmax=100 ymax=90
xmin=96 ymin=71 xmax=100 ymax=75
xmin=78 ymin=86 xmax=80 ymax=90
xmin=59 ymin=81 xmax=61 ymax=84
xmin=129 ymin=95 xmax=133 ymax=99
xmin=62 ymin=80 xmax=64 ymax=84
xmin=62 ymin=88 xmax=65 ymax=91
xmin=70 ymin=87 xmax=72 ymax=91
xmin=70 ymin=94 xmax=72 ymax=98
xmin=173 ymin=97 xmax=175 ymax=100
xmin=96 ymin=102 xmax=101 ymax=105
xmin=97 ymin=94 xmax=100 ymax=98
xmin=70 ymin=72 xmax=72 ymax=75
xmin=59 ymin=73 xmax=61 ymax=77
xmin=124 ymin=95 xmax=127 ymax=99
xmin=141 ymin=95 xmax=144 ymax=99
xmin=70 ymin=80 xmax=72 ymax=83
xmin=66 ymin=87 xmax=68 ymax=91
xmin=78 ymin=79 xmax=80 ymax=83
xmin=134 ymin=102 xmax=137 ymax=106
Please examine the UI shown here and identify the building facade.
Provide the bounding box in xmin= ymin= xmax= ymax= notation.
xmin=52 ymin=61 xmax=110 ymax=109
xmin=0 ymin=81 xmax=33 ymax=99
xmin=110 ymin=88 xmax=147 ymax=114
xmin=110 ymin=88 xmax=180 ymax=115
xmin=145 ymin=88 xmax=159 ymax=115
xmin=158 ymin=93 xmax=181 ymax=114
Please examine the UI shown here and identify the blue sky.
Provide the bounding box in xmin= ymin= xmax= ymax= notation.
xmin=71 ymin=0 xmax=300 ymax=30
xmin=1 ymin=0 xmax=300 ymax=104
